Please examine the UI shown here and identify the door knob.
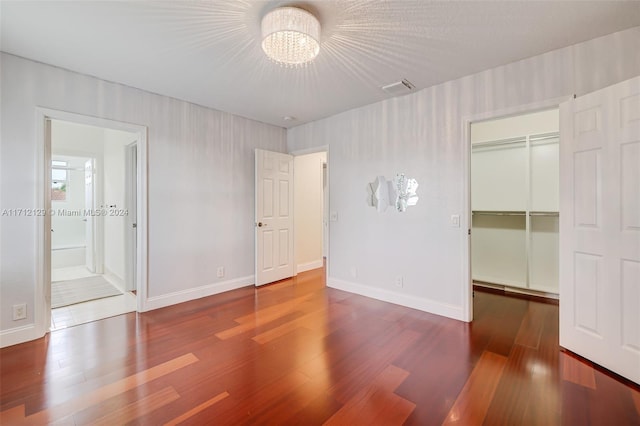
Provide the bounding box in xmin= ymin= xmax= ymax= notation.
xmin=257 ymin=222 xmax=267 ymax=227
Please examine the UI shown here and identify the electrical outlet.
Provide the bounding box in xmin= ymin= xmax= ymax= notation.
xmin=330 ymin=211 xmax=338 ymax=222
xmin=395 ymin=276 xmax=403 ymax=288
xmin=217 ymin=266 xmax=224 ymax=278
xmin=12 ymin=304 xmax=26 ymax=320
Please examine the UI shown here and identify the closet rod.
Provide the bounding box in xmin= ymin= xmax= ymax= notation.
xmin=472 ymin=211 xmax=526 ymax=216
xmin=473 ymin=132 xmax=559 ymax=149
xmin=529 ymin=211 xmax=559 ymax=217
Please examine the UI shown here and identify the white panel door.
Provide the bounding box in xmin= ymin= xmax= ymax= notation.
xmin=255 ymin=149 xmax=294 ymax=286
xmin=84 ymin=159 xmax=95 ymax=273
xmin=125 ymin=143 xmax=137 ymax=292
xmin=560 ymin=75 xmax=640 ymax=384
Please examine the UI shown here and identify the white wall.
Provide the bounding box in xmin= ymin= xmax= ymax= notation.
xmin=52 ymin=119 xmax=105 ymax=156
xmin=287 ymin=27 xmax=640 ymax=320
xmin=103 ymin=128 xmax=135 ymax=284
xmin=0 ymin=53 xmax=286 ymax=344
xmin=470 ymin=109 xmax=559 ymax=143
xmin=294 ymin=152 xmax=326 ymax=272
xmin=470 ymin=109 xmax=560 ymax=212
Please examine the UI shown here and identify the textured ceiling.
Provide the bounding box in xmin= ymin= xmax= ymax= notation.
xmin=2 ymin=1 xmax=639 ymax=128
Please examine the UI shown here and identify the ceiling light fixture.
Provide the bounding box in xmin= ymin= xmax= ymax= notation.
xmin=261 ymin=6 xmax=321 ymax=68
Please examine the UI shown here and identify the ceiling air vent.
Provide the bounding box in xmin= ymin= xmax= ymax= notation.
xmin=381 ymin=79 xmax=415 ymax=96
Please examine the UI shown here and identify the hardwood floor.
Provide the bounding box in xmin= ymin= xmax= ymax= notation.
xmin=1 ymin=267 xmax=639 ymax=425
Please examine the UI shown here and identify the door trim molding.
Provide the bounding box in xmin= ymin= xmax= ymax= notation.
xmin=84 ymin=156 xmax=104 ymax=275
xmin=36 ymin=107 xmax=149 ymax=341
xmin=125 ymin=142 xmax=137 ymax=292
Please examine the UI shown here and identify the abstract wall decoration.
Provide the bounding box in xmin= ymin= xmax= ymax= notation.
xmin=367 ymin=173 xmax=418 ymax=212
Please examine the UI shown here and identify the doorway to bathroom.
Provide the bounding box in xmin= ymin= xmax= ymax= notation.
xmin=49 ymin=119 xmax=138 ymax=329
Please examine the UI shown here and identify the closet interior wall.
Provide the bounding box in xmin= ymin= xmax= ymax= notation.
xmin=471 ymin=109 xmax=560 ymax=295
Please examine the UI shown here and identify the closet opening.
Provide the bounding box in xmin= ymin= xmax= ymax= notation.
xmin=470 ymin=108 xmax=560 ymax=305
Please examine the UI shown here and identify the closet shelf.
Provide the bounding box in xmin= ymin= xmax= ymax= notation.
xmin=472 ymin=211 xmax=559 ymax=217
xmin=529 ymin=211 xmax=559 ymax=216
xmin=473 ymin=211 xmax=526 ymax=216
xmin=472 ymin=137 xmax=526 ymax=149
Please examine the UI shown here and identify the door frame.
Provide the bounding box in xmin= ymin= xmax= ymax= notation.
xmin=83 ymin=156 xmax=104 ymax=274
xmin=461 ymin=97 xmax=569 ymax=322
xmin=289 ymin=145 xmax=330 ymax=277
xmin=125 ymin=142 xmax=137 ymax=292
xmin=36 ymin=107 xmax=148 ymax=337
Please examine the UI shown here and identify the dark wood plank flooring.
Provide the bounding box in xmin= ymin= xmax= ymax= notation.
xmin=1 ymin=267 xmax=639 ymax=425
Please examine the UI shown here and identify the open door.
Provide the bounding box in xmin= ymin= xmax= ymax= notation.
xmin=125 ymin=142 xmax=137 ymax=292
xmin=84 ymin=158 xmax=95 ymax=273
xmin=560 ymin=75 xmax=640 ymax=384
xmin=255 ymin=149 xmax=294 ymax=286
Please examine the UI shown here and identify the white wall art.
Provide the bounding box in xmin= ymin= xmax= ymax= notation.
xmin=367 ymin=174 xmax=419 ymax=213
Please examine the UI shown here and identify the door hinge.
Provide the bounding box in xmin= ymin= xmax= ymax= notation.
xmin=468 ymin=229 xmax=471 ymax=235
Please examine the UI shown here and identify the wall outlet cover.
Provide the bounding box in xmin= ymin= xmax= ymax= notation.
xmin=12 ymin=304 xmax=27 ymax=320
xmin=395 ymin=276 xmax=403 ymax=288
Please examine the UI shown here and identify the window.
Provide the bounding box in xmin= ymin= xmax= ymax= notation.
xmin=52 ymin=160 xmax=68 ymax=201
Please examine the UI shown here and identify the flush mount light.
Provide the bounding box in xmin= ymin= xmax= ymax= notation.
xmin=261 ymin=6 xmax=321 ymax=68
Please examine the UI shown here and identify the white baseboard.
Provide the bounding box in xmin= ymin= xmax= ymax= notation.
xmin=103 ymin=267 xmax=126 ymax=293
xmin=0 ymin=324 xmax=42 ymax=348
xmin=142 ymin=275 xmax=254 ymax=312
xmin=296 ymin=259 xmax=324 ymax=274
xmin=327 ymin=277 xmax=464 ymax=321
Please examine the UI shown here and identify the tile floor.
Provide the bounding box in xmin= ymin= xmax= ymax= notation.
xmin=50 ymin=292 xmax=137 ymax=330
xmin=50 ymin=265 xmax=137 ymax=331
xmin=51 ymin=265 xmax=98 ymax=282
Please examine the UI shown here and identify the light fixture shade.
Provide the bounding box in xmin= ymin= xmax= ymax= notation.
xmin=261 ymin=7 xmax=320 ymax=67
